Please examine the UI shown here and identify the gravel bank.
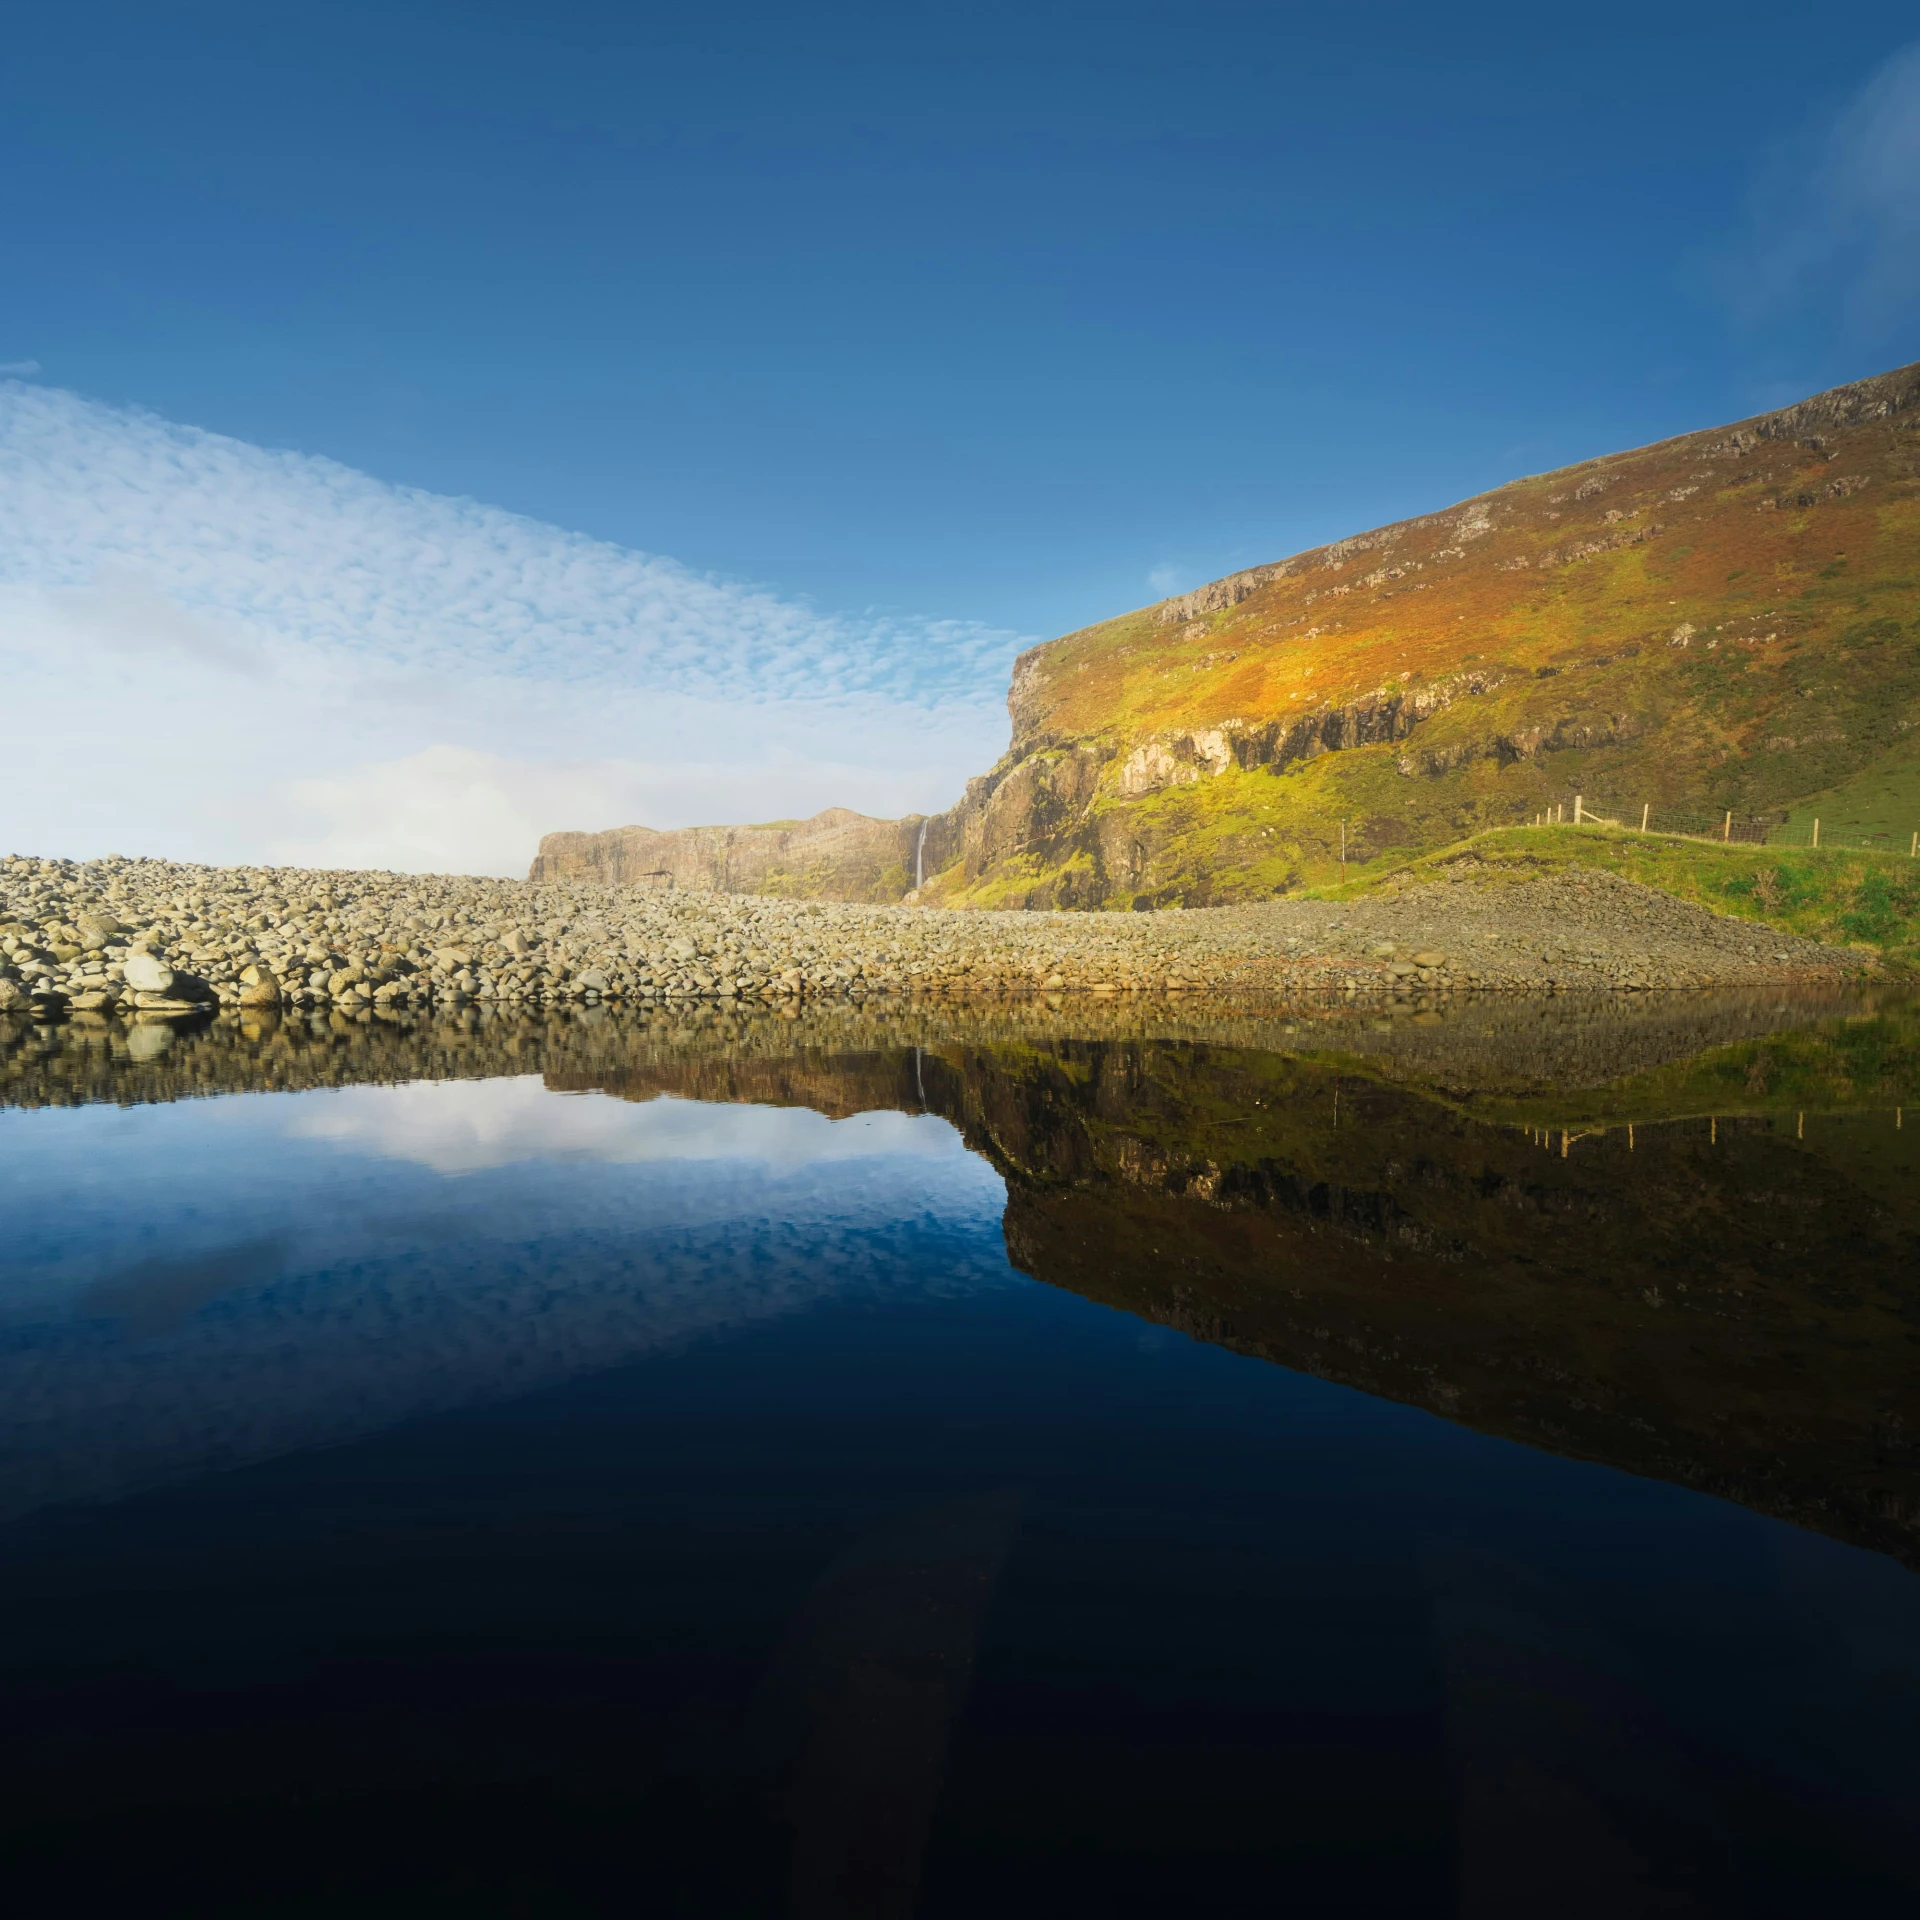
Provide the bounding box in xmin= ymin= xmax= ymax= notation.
xmin=0 ymin=852 xmax=1870 ymax=1020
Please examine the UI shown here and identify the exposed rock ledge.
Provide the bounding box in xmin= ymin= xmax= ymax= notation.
xmin=529 ymin=807 xmax=952 ymax=903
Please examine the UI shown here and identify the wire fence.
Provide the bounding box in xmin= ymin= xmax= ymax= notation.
xmin=1523 ymin=793 xmax=1920 ymax=857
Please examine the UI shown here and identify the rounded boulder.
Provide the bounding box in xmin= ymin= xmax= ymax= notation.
xmin=121 ymin=950 xmax=176 ymax=994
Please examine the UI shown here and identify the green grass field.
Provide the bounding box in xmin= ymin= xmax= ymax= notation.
xmin=1336 ymin=822 xmax=1920 ymax=967
xmin=1774 ymin=739 xmax=1920 ymax=854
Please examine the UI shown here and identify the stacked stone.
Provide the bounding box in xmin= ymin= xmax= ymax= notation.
xmin=0 ymin=851 xmax=1868 ymax=1024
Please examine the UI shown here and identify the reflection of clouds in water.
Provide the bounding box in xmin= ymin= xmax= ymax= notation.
xmin=0 ymin=1082 xmax=1010 ymax=1522
xmin=277 ymin=1077 xmax=968 ymax=1177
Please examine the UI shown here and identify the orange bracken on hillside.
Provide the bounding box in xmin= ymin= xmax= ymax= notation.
xmin=914 ymin=360 xmax=1920 ymax=908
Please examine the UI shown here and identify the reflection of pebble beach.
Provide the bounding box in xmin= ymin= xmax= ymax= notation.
xmin=0 ymin=849 xmax=1868 ymax=1023
xmin=0 ymin=985 xmax=1883 ymax=1116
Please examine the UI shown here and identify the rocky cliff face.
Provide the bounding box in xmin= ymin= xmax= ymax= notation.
xmin=918 ymin=358 xmax=1920 ymax=908
xmin=529 ymin=807 xmax=958 ymax=903
xmin=535 ymin=361 xmax=1920 ymax=908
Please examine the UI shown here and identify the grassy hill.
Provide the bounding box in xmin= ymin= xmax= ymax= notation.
xmin=920 ymin=361 xmax=1920 ymax=911
xmin=1337 ymin=821 xmax=1920 ymax=968
xmin=1775 ymin=735 xmax=1920 ymax=852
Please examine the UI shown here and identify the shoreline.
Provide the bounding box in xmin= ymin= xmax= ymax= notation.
xmin=0 ymin=851 xmax=1874 ymax=1021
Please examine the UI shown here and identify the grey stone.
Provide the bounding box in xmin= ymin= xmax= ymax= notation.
xmin=77 ymin=914 xmax=128 ymax=949
xmin=238 ymin=964 xmax=282 ymax=1008
xmin=121 ymin=950 xmax=175 ymax=994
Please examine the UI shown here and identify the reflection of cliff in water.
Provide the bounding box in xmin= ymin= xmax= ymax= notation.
xmin=951 ymin=1042 xmax=1920 ymax=1569
xmin=557 ymin=1013 xmax=1920 ymax=1571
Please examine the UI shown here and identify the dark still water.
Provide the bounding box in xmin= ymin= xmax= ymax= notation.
xmin=2 ymin=993 xmax=1918 ymax=1916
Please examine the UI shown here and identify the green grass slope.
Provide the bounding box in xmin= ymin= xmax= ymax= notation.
xmin=1775 ymin=736 xmax=1920 ymax=852
xmin=1346 ymin=821 xmax=1920 ymax=967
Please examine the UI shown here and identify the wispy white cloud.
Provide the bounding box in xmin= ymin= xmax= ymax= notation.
xmin=0 ymin=384 xmax=1026 ymax=874
xmin=1719 ymin=41 xmax=1920 ymax=339
xmin=1146 ymin=562 xmax=1186 ymax=595
xmin=0 ymin=360 xmax=41 ymax=377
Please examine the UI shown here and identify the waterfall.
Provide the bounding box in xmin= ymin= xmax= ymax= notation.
xmin=914 ymin=819 xmax=927 ymax=891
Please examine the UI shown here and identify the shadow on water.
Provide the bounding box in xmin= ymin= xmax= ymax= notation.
xmin=2 ymin=988 xmax=1919 ymax=1914
xmin=761 ymin=1490 xmax=1025 ymax=1920
xmin=79 ymin=1235 xmax=290 ymax=1335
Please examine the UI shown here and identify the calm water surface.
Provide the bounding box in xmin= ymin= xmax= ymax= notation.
xmin=2 ymin=994 xmax=1917 ymax=1915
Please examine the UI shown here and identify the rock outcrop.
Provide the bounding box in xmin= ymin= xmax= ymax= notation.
xmin=529 ymin=807 xmax=957 ymax=903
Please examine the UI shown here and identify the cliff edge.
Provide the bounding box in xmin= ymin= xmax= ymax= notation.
xmin=535 ymin=360 xmax=1920 ymax=908
xmin=528 ymin=806 xmax=959 ymax=903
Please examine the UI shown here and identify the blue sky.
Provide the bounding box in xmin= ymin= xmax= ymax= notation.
xmin=3 ymin=2 xmax=1917 ymax=869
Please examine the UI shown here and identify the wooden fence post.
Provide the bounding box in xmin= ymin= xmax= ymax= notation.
xmin=1574 ymin=794 xmax=1584 ymax=824
xmin=1640 ymin=802 xmax=1650 ymax=833
xmin=1812 ymin=818 xmax=1820 ymax=848
xmin=1722 ymin=810 xmax=1731 ymax=842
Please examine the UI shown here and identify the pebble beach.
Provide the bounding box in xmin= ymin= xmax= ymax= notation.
xmin=0 ymin=850 xmax=1871 ymax=1024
